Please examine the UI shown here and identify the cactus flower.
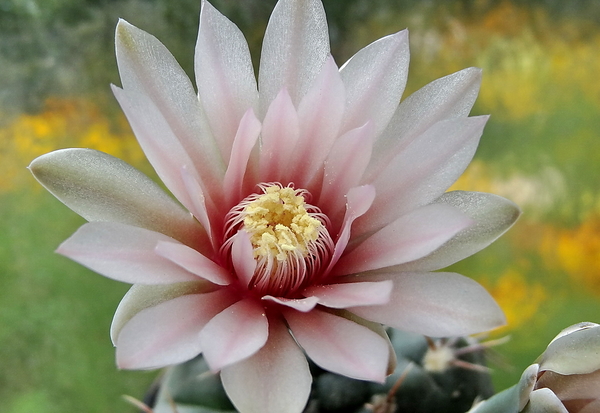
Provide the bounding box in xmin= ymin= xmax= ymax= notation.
xmin=29 ymin=0 xmax=520 ymax=412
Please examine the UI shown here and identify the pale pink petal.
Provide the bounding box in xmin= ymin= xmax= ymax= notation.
xmin=537 ymin=370 xmax=600 ymax=403
xmin=528 ymin=388 xmax=569 ymax=413
xmin=199 ymin=298 xmax=269 ymax=371
xmin=223 ymin=109 xmax=261 ymax=205
xmin=284 ymin=308 xmax=389 ymax=382
xmin=291 ymin=56 xmax=346 ymax=185
xmin=397 ymin=191 xmax=521 ymax=271
xmin=110 ymin=281 xmax=219 ymax=344
xmin=29 ymin=148 xmax=206 ymax=251
xmin=114 ymin=21 xmax=225 ymax=209
xmin=57 ymin=222 xmax=201 ymax=285
xmin=366 ymin=67 xmax=482 ymax=182
xmin=335 ymin=203 xmax=473 ymax=275
xmin=116 ymin=291 xmax=236 ymax=369
xmin=179 ymin=165 xmax=217 ymax=250
xmin=231 ymin=231 xmax=257 ymax=287
xmin=325 ymin=185 xmax=376 ymax=274
xmin=356 ymin=116 xmax=488 ymax=236
xmin=303 ymin=281 xmax=392 ymax=309
xmin=195 ymin=0 xmax=258 ymax=161
xmin=221 ymin=316 xmax=311 ymax=413
xmin=258 ymin=0 xmax=330 ymax=115
xmin=155 ymin=241 xmax=231 ymax=286
xmin=258 ymin=89 xmax=300 ymax=183
xmin=349 ymin=272 xmax=506 ymax=337
xmin=262 ymin=296 xmax=319 ymax=312
xmin=339 ymin=30 xmax=409 ymax=136
xmin=319 ymin=122 xmax=375 ymax=218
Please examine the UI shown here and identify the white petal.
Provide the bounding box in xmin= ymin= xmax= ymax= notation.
xmin=221 ymin=317 xmax=311 ymax=413
xmin=114 ymin=20 xmax=225 ymax=212
xmin=349 ymin=272 xmax=506 ymax=337
xmin=199 ymin=298 xmax=269 ymax=371
xmin=195 ymin=0 xmax=258 ymax=160
xmin=116 ymin=291 xmax=235 ymax=369
xmin=110 ymin=281 xmax=219 ymax=344
xmin=58 ymin=222 xmax=202 ymax=285
xmin=540 ymin=323 xmax=600 ymax=375
xmin=526 ymin=389 xmax=569 ymax=413
xmin=155 ymin=240 xmax=231 ymax=285
xmin=303 ymin=281 xmax=393 ymax=308
xmin=340 ymin=30 xmax=409 ymax=136
xmin=357 ymin=116 xmax=488 ymax=236
xmin=397 ymin=191 xmax=521 ymax=271
xmin=29 ymin=148 xmax=205 ymax=251
xmin=366 ymin=67 xmax=482 ymax=182
xmin=335 ymin=203 xmax=473 ymax=275
xmin=285 ymin=308 xmax=389 ymax=382
xmin=258 ymin=0 xmax=330 ymax=115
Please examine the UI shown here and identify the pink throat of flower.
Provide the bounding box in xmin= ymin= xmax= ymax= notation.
xmin=221 ymin=183 xmax=334 ymax=297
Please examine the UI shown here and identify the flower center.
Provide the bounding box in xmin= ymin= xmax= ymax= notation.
xmin=223 ymin=183 xmax=333 ymax=295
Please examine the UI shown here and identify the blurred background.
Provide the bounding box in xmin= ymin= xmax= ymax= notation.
xmin=1 ymin=0 xmax=599 ymax=411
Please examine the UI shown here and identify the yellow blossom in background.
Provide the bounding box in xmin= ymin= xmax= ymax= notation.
xmin=483 ymin=269 xmax=546 ymax=330
xmin=0 ymin=98 xmax=144 ymax=192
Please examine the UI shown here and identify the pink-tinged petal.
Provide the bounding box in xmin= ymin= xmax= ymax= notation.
xmin=349 ymin=272 xmax=505 ymax=337
xmin=221 ymin=316 xmax=311 ymax=413
xmin=116 ymin=291 xmax=236 ymax=369
xmin=258 ymin=0 xmax=330 ymax=115
xmin=110 ymin=281 xmax=218 ymax=344
xmin=319 ymin=122 xmax=375 ymax=217
xmin=335 ymin=203 xmax=473 ymax=275
xmin=304 ymin=281 xmax=392 ymax=309
xmin=366 ymin=67 xmax=482 ymax=182
xmin=262 ymin=296 xmax=319 ymax=312
xmin=340 ymin=30 xmax=410 ymax=136
xmin=258 ymin=89 xmax=300 ymax=183
xmin=285 ymin=308 xmax=389 ymax=382
xmin=527 ymin=388 xmax=569 ymax=413
xmin=114 ymin=20 xmax=225 ymax=211
xmin=223 ymin=109 xmax=261 ymax=205
xmin=537 ymin=370 xmax=600 ymax=403
xmin=291 ymin=55 xmax=346 ymax=185
xmin=155 ymin=241 xmax=231 ymax=286
xmin=29 ymin=149 xmax=206 ymax=251
xmin=199 ymin=298 xmax=269 ymax=371
xmin=325 ymin=185 xmax=376 ymax=274
xmin=231 ymin=231 xmax=257 ymax=287
xmin=57 ymin=222 xmax=201 ymax=285
xmin=179 ymin=165 xmax=218 ymax=250
xmin=195 ymin=0 xmax=258 ymax=161
xmin=356 ymin=116 xmax=488 ymax=236
xmin=397 ymin=191 xmax=521 ymax=272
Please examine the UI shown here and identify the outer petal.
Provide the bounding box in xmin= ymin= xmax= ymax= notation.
xmin=303 ymin=281 xmax=393 ymax=309
xmin=335 ymin=203 xmax=473 ymax=275
xmin=110 ymin=281 xmax=219 ymax=344
xmin=525 ymin=389 xmax=569 ymax=413
xmin=57 ymin=222 xmax=202 ymax=285
xmin=116 ymin=291 xmax=236 ymax=369
xmin=199 ymin=298 xmax=269 ymax=371
xmin=366 ymin=67 xmax=482 ymax=182
xmin=539 ymin=324 xmax=600 ymax=375
xmin=284 ymin=308 xmax=389 ymax=382
xmin=397 ymin=191 xmax=521 ymax=271
xmin=357 ymin=116 xmax=488 ymax=236
xmin=195 ymin=0 xmax=258 ymax=161
xmin=339 ymin=30 xmax=410 ymax=136
xmin=349 ymin=272 xmax=505 ymax=337
xmin=258 ymin=0 xmax=330 ymax=114
xmin=29 ymin=148 xmax=205 ymax=251
xmin=536 ymin=370 xmax=600 ymax=404
xmin=114 ymin=20 xmax=224 ymax=212
xmin=221 ymin=316 xmax=311 ymax=413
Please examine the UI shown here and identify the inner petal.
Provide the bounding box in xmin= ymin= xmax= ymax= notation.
xmin=223 ymin=183 xmax=334 ymax=296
